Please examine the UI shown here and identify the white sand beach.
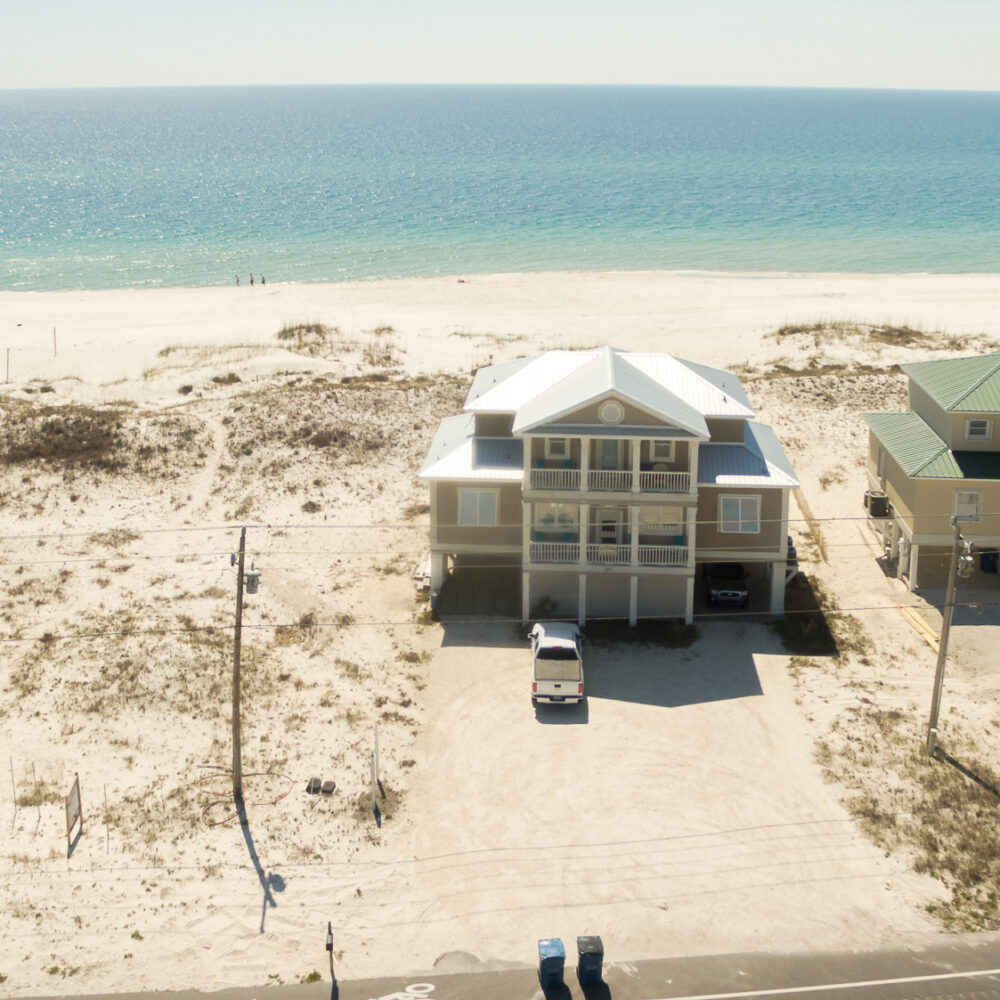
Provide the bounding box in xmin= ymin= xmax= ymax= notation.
xmin=2 ymin=270 xmax=1000 ymax=995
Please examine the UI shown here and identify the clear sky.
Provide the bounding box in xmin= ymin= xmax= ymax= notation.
xmin=2 ymin=0 xmax=998 ymax=91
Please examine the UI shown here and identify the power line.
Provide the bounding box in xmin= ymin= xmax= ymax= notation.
xmin=2 ymin=598 xmax=997 ymax=646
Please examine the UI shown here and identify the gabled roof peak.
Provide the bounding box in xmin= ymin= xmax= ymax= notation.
xmin=465 ymin=348 xmax=755 ymax=427
xmin=902 ymin=351 xmax=1000 ymax=413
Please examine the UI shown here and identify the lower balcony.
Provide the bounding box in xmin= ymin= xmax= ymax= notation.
xmin=528 ymin=541 xmax=688 ymax=568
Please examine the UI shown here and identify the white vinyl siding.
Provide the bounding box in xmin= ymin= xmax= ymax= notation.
xmin=954 ymin=489 xmax=983 ymax=522
xmin=457 ymin=488 xmax=498 ymax=526
xmin=966 ymin=418 xmax=993 ymax=441
xmin=719 ymin=495 xmax=760 ymax=534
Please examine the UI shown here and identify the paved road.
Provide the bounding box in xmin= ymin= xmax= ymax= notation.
xmin=45 ymin=939 xmax=1000 ymax=1000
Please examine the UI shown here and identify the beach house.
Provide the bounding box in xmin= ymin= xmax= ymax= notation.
xmin=419 ymin=347 xmax=799 ymax=624
xmin=862 ymin=351 xmax=1000 ymax=589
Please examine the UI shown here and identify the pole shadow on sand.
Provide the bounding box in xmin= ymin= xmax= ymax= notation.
xmin=235 ymin=798 xmax=285 ymax=933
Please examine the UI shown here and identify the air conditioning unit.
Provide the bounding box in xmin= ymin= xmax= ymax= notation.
xmin=866 ymin=490 xmax=889 ymax=518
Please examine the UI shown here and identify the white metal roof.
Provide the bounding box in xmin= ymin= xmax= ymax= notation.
xmin=511 ymin=346 xmax=711 ymax=437
xmin=466 ymin=348 xmax=755 ymax=432
xmin=419 ymin=414 xmax=525 ymax=482
xmin=697 ymin=421 xmax=799 ymax=488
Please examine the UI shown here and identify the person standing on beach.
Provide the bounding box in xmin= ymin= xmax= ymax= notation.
xmin=260 ymin=275 xmax=265 ymax=285
xmin=235 ymin=275 xmax=240 ymax=286
xmin=250 ymin=273 xmax=254 ymax=286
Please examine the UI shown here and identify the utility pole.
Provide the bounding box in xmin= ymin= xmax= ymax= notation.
xmin=926 ymin=518 xmax=973 ymax=756
xmin=233 ymin=527 xmax=247 ymax=801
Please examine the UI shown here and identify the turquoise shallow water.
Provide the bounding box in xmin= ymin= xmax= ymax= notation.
xmin=1 ymin=85 xmax=998 ymax=290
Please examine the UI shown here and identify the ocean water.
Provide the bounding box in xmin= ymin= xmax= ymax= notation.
xmin=1 ymin=85 xmax=998 ymax=291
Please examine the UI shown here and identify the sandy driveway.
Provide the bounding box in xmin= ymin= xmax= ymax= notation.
xmin=373 ymin=621 xmax=943 ymax=974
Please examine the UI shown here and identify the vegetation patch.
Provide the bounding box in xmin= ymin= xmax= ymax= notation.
xmin=822 ymin=708 xmax=1000 ymax=931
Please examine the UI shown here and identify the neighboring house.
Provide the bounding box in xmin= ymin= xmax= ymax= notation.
xmin=862 ymin=351 xmax=1000 ymax=590
xmin=419 ymin=346 xmax=799 ymax=624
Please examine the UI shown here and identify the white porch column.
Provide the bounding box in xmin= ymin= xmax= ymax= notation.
xmin=523 ymin=435 xmax=533 ymax=485
xmin=686 ymin=504 xmax=697 ymax=568
xmin=578 ymin=574 xmax=587 ymax=626
xmin=688 ymin=441 xmax=699 ymax=493
xmin=632 ymin=439 xmax=641 ymax=493
xmin=630 ymin=504 xmax=640 ymax=567
xmin=431 ymin=552 xmax=446 ymax=590
xmin=769 ymin=561 xmax=785 ymax=614
xmin=579 ymin=502 xmax=589 ymax=566
xmin=908 ymin=542 xmax=920 ymax=592
xmin=779 ymin=491 xmax=790 ymax=557
xmin=684 ymin=575 xmax=695 ymax=625
xmin=629 ymin=575 xmax=638 ymax=627
xmin=522 ymin=501 xmax=532 ymax=564
xmin=521 ymin=572 xmax=531 ymax=624
xmin=580 ymin=436 xmax=590 ymax=492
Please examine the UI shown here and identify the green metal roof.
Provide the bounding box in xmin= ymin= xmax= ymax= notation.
xmin=901 ymin=351 xmax=1000 ymax=412
xmin=863 ymin=411 xmax=1000 ymax=480
xmin=862 ymin=412 xmax=956 ymax=476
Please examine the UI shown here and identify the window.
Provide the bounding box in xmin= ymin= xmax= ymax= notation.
xmin=966 ymin=419 xmax=993 ymax=441
xmin=457 ymin=488 xmax=498 ymax=526
xmin=954 ymin=489 xmax=982 ymax=522
xmin=651 ymin=440 xmax=674 ymax=462
xmin=545 ymin=437 xmax=568 ymax=460
xmin=719 ymin=495 xmax=760 ymax=534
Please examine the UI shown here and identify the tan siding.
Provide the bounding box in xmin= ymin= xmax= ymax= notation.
xmin=908 ymin=382 xmax=952 ymax=443
xmin=435 ymin=483 xmax=523 ymax=547
xmin=553 ymin=398 xmax=671 ymax=427
xmin=705 ymin=418 xmax=745 ymax=443
xmin=696 ymin=488 xmax=783 ymax=552
xmin=475 ymin=414 xmax=514 ymax=437
xmin=530 ymin=436 xmax=582 ymax=464
xmin=950 ymin=412 xmax=1000 ymax=452
xmin=639 ymin=438 xmax=689 ymax=470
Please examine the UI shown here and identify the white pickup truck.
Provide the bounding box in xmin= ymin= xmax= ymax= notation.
xmin=530 ymin=622 xmax=584 ymax=705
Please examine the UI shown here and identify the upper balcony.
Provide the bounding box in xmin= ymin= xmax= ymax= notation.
xmin=526 ymin=433 xmax=695 ymax=496
xmin=529 ymin=467 xmax=691 ymax=494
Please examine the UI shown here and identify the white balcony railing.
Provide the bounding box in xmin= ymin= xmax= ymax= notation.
xmin=530 ymin=468 xmax=692 ymax=494
xmin=638 ymin=471 xmax=691 ymax=493
xmin=530 ymin=541 xmax=688 ymax=568
xmin=637 ymin=544 xmax=688 ymax=566
xmin=530 ymin=468 xmax=582 ymax=491
xmin=529 ymin=541 xmax=581 ymax=564
xmin=586 ymin=543 xmax=631 ymax=565
xmin=587 ymin=470 xmax=633 ymax=492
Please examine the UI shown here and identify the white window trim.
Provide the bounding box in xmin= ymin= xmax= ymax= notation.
xmin=457 ymin=487 xmax=499 ymax=526
xmin=545 ymin=437 xmax=569 ymax=460
xmin=954 ymin=488 xmax=983 ymax=523
xmin=965 ymin=418 xmax=993 ymax=441
xmin=651 ymin=439 xmax=675 ymax=462
xmin=718 ymin=494 xmax=761 ymax=534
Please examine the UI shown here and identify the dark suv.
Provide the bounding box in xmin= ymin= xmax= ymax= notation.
xmin=704 ymin=562 xmax=749 ymax=609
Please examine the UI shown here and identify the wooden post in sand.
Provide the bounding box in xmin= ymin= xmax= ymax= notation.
xmin=6 ymin=347 xmax=10 ymax=383
xmin=53 ymin=327 xmax=57 ymax=358
xmin=232 ymin=527 xmax=247 ymax=802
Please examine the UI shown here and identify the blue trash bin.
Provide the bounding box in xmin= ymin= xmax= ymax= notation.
xmin=577 ymin=935 xmax=604 ymax=986
xmin=981 ymin=550 xmax=998 ymax=574
xmin=538 ymin=938 xmax=565 ymax=988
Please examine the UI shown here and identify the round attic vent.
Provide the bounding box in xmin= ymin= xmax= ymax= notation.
xmin=599 ymin=400 xmax=625 ymax=425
